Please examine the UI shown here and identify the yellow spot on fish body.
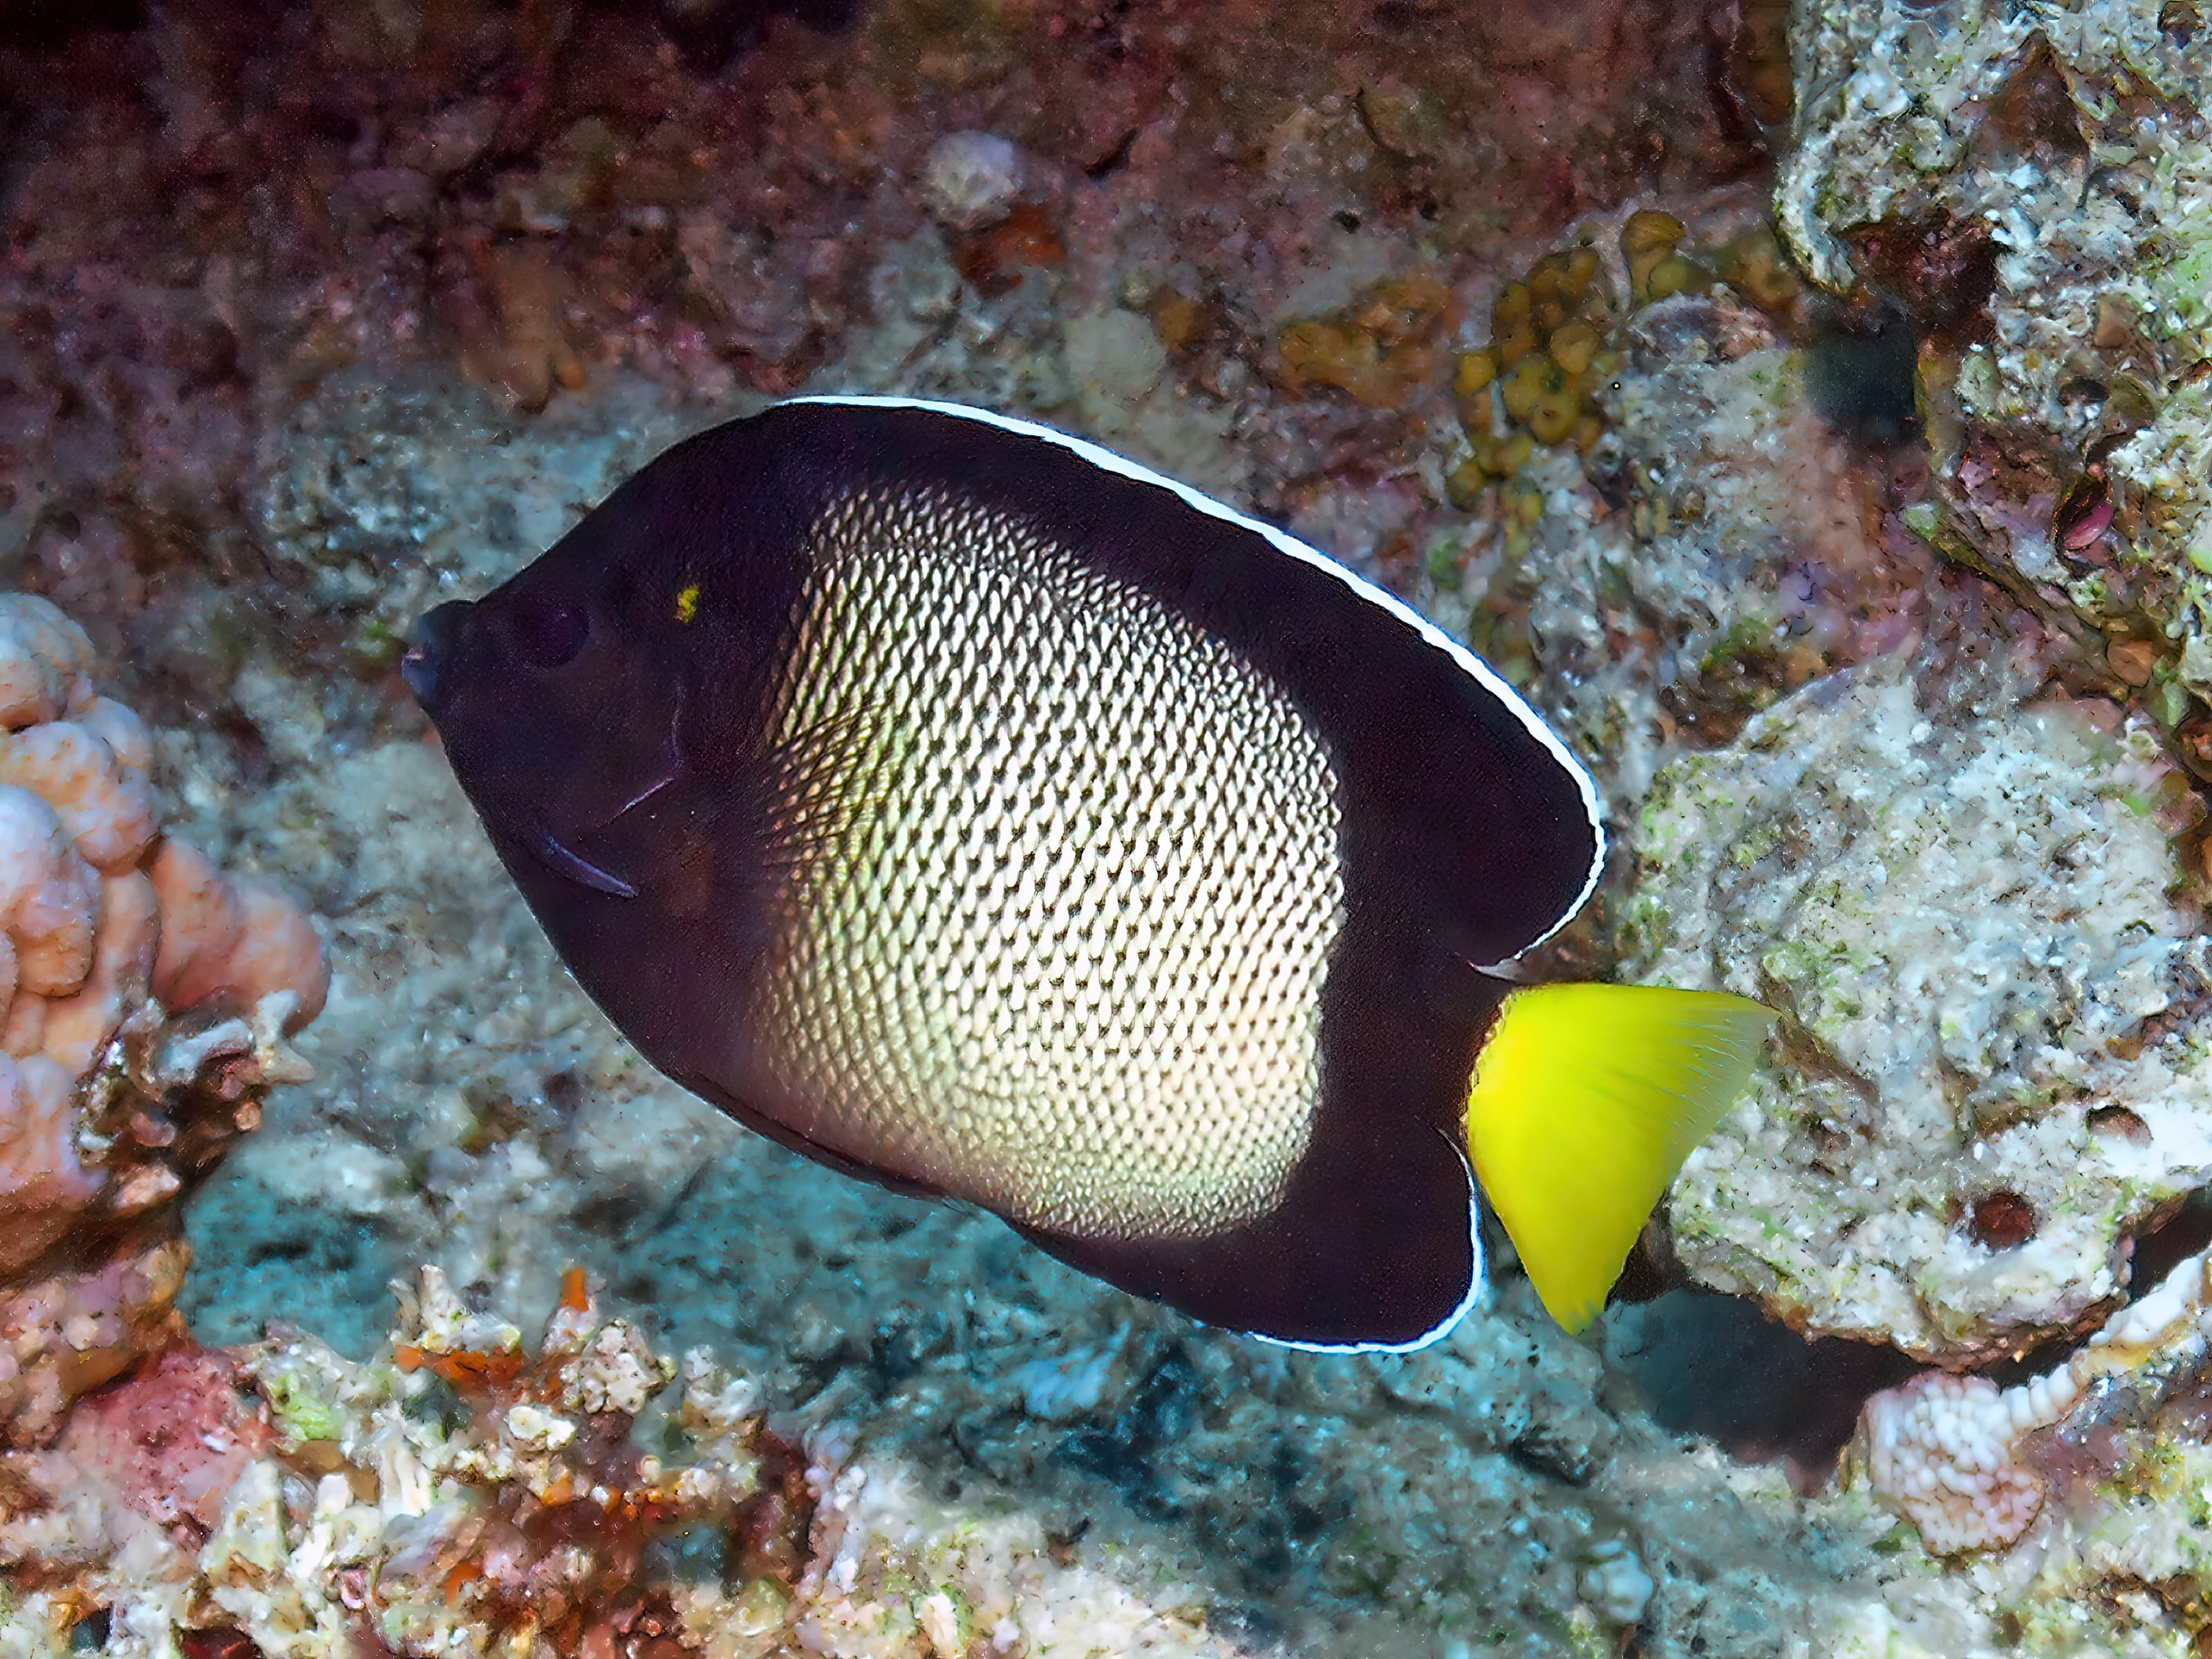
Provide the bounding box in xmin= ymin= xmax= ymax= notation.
xmin=675 ymin=583 xmax=702 ymax=624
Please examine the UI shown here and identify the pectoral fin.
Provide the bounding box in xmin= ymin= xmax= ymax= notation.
xmin=1464 ymin=984 xmax=1774 ymax=1333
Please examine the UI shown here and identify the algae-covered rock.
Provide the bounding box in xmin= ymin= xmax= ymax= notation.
xmin=1630 ymin=662 xmax=2211 ymax=1361
xmin=248 ymin=369 xmax=703 ymax=644
xmin=1490 ymin=286 xmax=1924 ymax=813
xmin=1781 ymin=0 xmax=2212 ymax=704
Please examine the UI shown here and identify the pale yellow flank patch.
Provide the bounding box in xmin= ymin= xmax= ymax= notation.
xmin=1465 ymin=983 xmax=1773 ymax=1332
xmin=755 ymin=491 xmax=1344 ymax=1242
xmin=675 ymin=583 xmax=702 ymax=624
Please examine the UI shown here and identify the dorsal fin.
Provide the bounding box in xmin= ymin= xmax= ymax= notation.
xmin=781 ymin=395 xmax=1606 ymax=964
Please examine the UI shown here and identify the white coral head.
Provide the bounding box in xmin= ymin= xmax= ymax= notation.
xmin=1860 ymin=1371 xmax=2045 ymax=1554
xmin=920 ymin=132 xmax=1025 ymax=231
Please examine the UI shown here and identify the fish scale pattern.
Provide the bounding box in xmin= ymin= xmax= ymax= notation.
xmin=756 ymin=487 xmax=1344 ymax=1240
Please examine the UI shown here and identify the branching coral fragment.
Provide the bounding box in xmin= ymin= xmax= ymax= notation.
xmin=1855 ymin=1241 xmax=2212 ymax=1555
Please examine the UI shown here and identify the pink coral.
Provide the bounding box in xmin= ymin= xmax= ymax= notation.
xmin=53 ymin=1344 xmax=270 ymax=1530
xmin=0 ymin=594 xmax=330 ymax=1085
xmin=0 ymin=591 xmax=329 ymax=1446
xmin=0 ymin=1053 xmax=100 ymax=1277
xmin=1860 ymin=1373 xmax=2048 ymax=1555
xmin=0 ymin=1242 xmax=191 ymax=1447
xmin=0 ymin=597 xmax=93 ymax=731
xmin=0 ymin=785 xmax=100 ymax=1001
xmin=41 ymin=870 xmax=159 ymax=1077
xmin=215 ymin=878 xmax=330 ymax=1029
xmin=0 ymin=720 xmax=161 ymax=874
xmin=145 ymin=835 xmax=245 ymax=1013
xmin=147 ymin=837 xmax=327 ymax=1030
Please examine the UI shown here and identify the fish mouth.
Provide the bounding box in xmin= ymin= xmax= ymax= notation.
xmin=402 ymin=601 xmax=475 ymax=711
xmin=529 ymin=771 xmax=676 ymax=901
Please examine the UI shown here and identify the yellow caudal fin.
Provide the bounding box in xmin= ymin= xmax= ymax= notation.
xmin=1465 ymin=984 xmax=1774 ymax=1333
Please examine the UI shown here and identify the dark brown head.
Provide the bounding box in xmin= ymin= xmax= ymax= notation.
xmin=403 ymin=565 xmax=687 ymax=904
xmin=400 ymin=424 xmax=814 ymax=1056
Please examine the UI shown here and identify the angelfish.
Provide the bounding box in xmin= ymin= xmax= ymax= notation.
xmin=402 ymin=397 xmax=1770 ymax=1351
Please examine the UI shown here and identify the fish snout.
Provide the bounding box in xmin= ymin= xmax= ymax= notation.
xmin=402 ymin=601 xmax=475 ymax=711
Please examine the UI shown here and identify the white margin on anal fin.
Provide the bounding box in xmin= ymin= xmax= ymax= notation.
xmin=1243 ymin=1140 xmax=1488 ymax=1355
xmin=786 ymin=393 xmax=1608 ymax=955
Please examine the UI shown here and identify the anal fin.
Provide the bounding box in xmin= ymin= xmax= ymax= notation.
xmin=1464 ymin=984 xmax=1774 ymax=1333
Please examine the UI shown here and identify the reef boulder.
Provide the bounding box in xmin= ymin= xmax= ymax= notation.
xmin=1628 ymin=657 xmax=2209 ymax=1363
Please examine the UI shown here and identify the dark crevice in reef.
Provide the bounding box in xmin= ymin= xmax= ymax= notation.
xmin=1055 ymin=1344 xmax=1205 ymax=1523
xmin=1608 ymin=1288 xmax=1920 ymax=1485
xmin=1611 ymin=1188 xmax=2212 ymax=1487
xmin=1802 ymin=298 xmax=1924 ymax=450
xmin=1804 ymin=211 xmax=2000 ymax=453
xmin=0 ymin=0 xmax=146 ymax=51
xmin=637 ymin=0 xmax=867 ymax=73
xmin=1847 ymin=212 xmax=2002 ymax=353
xmin=2130 ymin=1189 xmax=2212 ymax=1301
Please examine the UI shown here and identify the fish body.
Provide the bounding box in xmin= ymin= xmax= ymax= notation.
xmin=404 ymin=397 xmax=1768 ymax=1349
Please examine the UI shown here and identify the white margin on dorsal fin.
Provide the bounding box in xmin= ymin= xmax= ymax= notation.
xmin=783 ymin=393 xmax=1608 ymax=953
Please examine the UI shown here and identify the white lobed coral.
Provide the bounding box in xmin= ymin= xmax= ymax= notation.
xmin=0 ymin=592 xmax=330 ymax=1444
xmin=1857 ymin=1240 xmax=2212 ymax=1557
xmin=1860 ymin=1374 xmax=2054 ymax=1556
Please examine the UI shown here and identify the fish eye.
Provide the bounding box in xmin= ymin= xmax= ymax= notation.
xmin=509 ymin=596 xmax=589 ymax=670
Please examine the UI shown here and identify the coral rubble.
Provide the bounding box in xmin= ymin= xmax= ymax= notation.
xmin=0 ymin=1268 xmax=1245 ymax=1659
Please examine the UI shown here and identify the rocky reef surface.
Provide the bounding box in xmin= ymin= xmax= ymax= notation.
xmin=1629 ymin=0 xmax=2212 ymax=1373
xmin=3 ymin=0 xmax=2212 ymax=1653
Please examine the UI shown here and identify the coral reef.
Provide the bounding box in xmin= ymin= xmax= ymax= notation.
xmin=1275 ymin=271 xmax=1460 ymax=411
xmin=1628 ymin=662 xmax=2206 ymax=1362
xmin=917 ymin=131 xmax=1027 ymax=234
xmin=159 ymin=698 xmax=1929 ymax=1655
xmin=0 ymin=1268 xmax=1249 ymax=1659
xmin=1849 ymin=1235 xmax=2212 ymax=1645
xmin=1781 ymin=0 xmax=2212 ymax=715
xmin=1859 ymin=1372 xmax=2061 ymax=1557
xmin=2 ymin=0 xmax=2210 ymax=1651
xmin=0 ymin=593 xmax=326 ymax=1447
xmin=1453 ymin=274 xmax=1931 ymax=812
xmin=1445 ymin=245 xmax=1615 ymax=502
